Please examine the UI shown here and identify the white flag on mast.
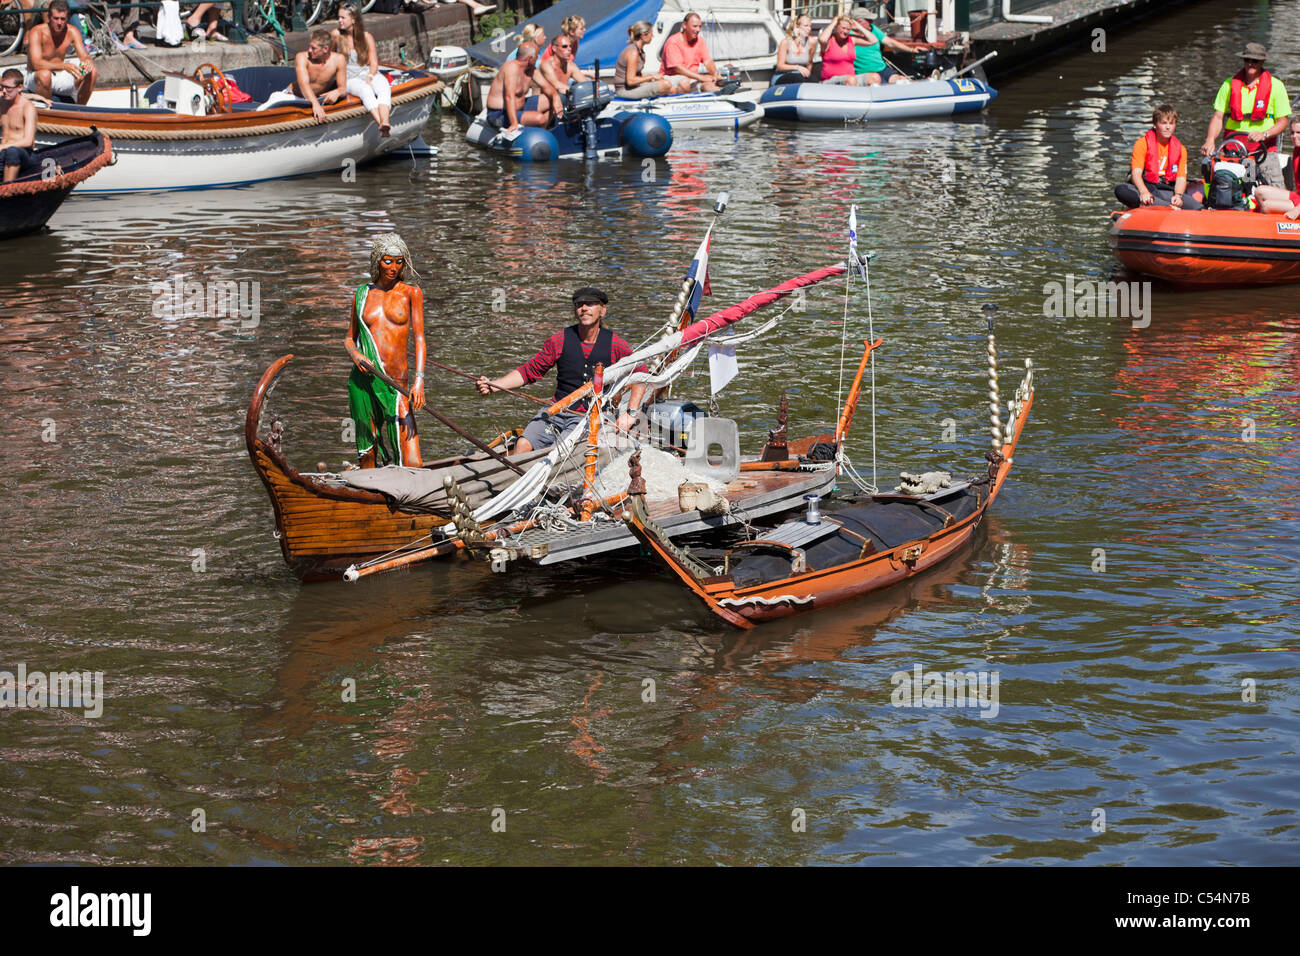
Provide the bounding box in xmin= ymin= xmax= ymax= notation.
xmin=848 ymin=205 xmax=868 ymax=281
xmin=708 ymin=328 xmax=738 ymax=394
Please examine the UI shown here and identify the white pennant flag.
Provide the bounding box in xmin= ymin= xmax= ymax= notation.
xmin=848 ymin=205 xmax=868 ymax=280
xmin=708 ymin=327 xmax=738 ymax=395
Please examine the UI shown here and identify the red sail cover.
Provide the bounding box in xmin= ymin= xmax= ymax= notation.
xmin=678 ymin=261 xmax=849 ymax=349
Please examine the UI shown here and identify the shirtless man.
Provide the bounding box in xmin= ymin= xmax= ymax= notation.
xmin=661 ymin=13 xmax=722 ymax=93
xmin=346 ymin=234 xmax=427 ymax=469
xmin=536 ymin=34 xmax=591 ymax=117
xmin=485 ymin=41 xmax=552 ymax=132
xmin=257 ymin=30 xmax=346 ymax=122
xmin=1 ymin=68 xmax=37 ymax=184
xmin=24 ymin=0 xmax=97 ymax=106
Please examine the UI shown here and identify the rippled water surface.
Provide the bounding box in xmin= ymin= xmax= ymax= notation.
xmin=2 ymin=0 xmax=1297 ymax=865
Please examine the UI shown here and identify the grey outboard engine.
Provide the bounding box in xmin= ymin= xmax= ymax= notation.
xmin=562 ymin=59 xmax=614 ymax=160
xmin=716 ymin=63 xmax=742 ymax=96
xmin=647 ymin=400 xmax=709 ymax=453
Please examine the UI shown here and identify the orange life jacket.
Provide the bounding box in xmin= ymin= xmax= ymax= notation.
xmin=1143 ymin=129 xmax=1183 ymax=185
xmin=1229 ymin=69 xmax=1271 ymax=122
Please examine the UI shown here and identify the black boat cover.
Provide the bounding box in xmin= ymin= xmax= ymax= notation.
xmin=729 ymin=484 xmax=986 ymax=587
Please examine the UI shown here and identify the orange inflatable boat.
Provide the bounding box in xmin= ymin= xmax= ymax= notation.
xmin=1110 ymin=205 xmax=1300 ymax=286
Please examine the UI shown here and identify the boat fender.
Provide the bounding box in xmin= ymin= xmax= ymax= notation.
xmin=509 ymin=128 xmax=558 ymax=162
xmin=617 ymin=112 xmax=672 ymax=158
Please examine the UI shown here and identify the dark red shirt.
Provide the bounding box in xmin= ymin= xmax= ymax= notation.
xmin=515 ymin=328 xmax=641 ymax=385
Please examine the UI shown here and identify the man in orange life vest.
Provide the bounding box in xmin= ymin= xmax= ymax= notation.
xmin=1115 ymin=104 xmax=1203 ymax=210
xmin=1200 ymin=42 xmax=1290 ymax=189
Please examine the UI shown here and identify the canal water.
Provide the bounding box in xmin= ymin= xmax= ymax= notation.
xmin=2 ymin=0 xmax=1296 ymax=864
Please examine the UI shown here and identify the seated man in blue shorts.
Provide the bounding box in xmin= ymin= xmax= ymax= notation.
xmin=484 ymin=41 xmax=551 ymax=131
xmin=1 ymin=68 xmax=36 ymax=183
xmin=475 ymin=287 xmax=647 ymax=454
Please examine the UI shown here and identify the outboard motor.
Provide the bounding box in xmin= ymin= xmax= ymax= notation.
xmin=562 ymin=60 xmax=614 ymax=160
xmin=717 ymin=63 xmax=742 ymax=96
xmin=647 ymin=400 xmax=708 ymax=454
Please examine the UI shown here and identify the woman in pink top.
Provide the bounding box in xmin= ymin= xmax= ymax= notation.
xmin=818 ymin=15 xmax=869 ymax=86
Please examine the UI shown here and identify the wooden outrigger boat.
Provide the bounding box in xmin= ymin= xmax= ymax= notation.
xmin=248 ymin=206 xmax=881 ymax=584
xmin=621 ymin=321 xmax=1035 ymax=628
xmin=247 ymin=351 xmax=852 ymax=583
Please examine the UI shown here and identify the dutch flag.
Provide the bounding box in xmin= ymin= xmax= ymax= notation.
xmin=683 ymin=225 xmax=712 ymax=322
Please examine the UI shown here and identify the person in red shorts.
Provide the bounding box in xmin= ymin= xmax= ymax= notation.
xmin=475 ymin=288 xmax=648 ymax=454
xmin=1253 ymin=116 xmax=1300 ymax=218
xmin=661 ymin=13 xmax=722 ymax=92
xmin=1114 ymin=104 xmax=1203 ymax=210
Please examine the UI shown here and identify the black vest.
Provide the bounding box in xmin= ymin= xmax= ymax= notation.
xmin=556 ymin=324 xmax=614 ymax=411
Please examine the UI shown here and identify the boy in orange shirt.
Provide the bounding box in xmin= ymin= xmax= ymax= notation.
xmin=1115 ymin=105 xmax=1203 ymax=210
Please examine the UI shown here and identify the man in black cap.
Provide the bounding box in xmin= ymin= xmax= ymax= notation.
xmin=476 ymin=287 xmax=647 ymax=453
xmin=1201 ymin=41 xmax=1290 ymax=188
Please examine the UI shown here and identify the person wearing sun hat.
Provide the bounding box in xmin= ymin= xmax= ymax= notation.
xmin=1201 ymin=41 xmax=1290 ymax=188
xmin=476 ymin=287 xmax=648 ymax=454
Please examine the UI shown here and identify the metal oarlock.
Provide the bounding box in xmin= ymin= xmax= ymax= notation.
xmin=984 ymin=304 xmax=1001 ymax=450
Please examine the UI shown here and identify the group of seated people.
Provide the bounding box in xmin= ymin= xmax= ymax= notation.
xmin=257 ymin=7 xmax=393 ymax=134
xmin=1114 ymin=43 xmax=1299 ymax=219
xmin=776 ymin=7 xmax=912 ymax=87
xmin=485 ymin=11 xmax=740 ymax=132
xmin=484 ymin=15 xmax=595 ymax=132
xmin=13 ymin=0 xmax=397 ymax=135
xmin=484 ymin=7 xmax=918 ymax=134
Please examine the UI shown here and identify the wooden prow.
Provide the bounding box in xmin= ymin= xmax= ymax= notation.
xmin=245 ymin=352 xmax=294 ymax=458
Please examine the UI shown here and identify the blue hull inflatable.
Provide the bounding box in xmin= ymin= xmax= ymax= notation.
xmin=466 ymin=110 xmax=672 ymax=161
xmin=760 ymin=76 xmax=996 ymax=123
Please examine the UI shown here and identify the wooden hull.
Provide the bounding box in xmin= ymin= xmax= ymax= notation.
xmin=36 ymin=69 xmax=440 ymax=193
xmin=625 ymin=370 xmax=1033 ymax=628
xmin=711 ymin=497 xmax=992 ymax=625
xmin=1110 ymin=206 xmax=1300 ymax=286
xmin=0 ymin=131 xmax=112 ymax=238
xmin=246 ymin=354 xmax=526 ymax=582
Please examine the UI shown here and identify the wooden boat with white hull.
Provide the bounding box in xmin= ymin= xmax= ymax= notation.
xmin=35 ymin=65 xmax=441 ymax=192
xmin=246 ymin=354 xmax=536 ymax=582
xmin=622 ymin=334 xmax=1035 ymax=629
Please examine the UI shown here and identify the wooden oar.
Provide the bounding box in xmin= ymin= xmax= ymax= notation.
xmin=355 ymin=358 xmax=525 ymax=476
xmin=422 ymin=358 xmax=551 ymax=407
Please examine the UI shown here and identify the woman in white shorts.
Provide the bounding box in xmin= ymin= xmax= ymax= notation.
xmin=332 ymin=3 xmax=391 ymax=136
